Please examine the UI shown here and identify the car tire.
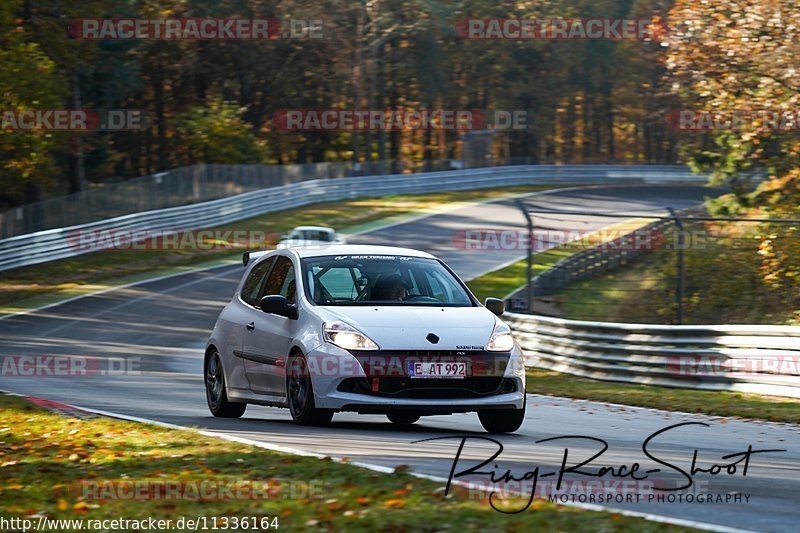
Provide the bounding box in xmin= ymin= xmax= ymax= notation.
xmin=386 ymin=412 xmax=420 ymax=426
xmin=205 ymin=348 xmax=246 ymax=418
xmin=287 ymin=354 xmax=333 ymax=426
xmin=478 ymin=395 xmax=526 ymax=433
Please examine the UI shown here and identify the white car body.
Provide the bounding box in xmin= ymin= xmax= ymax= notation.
xmin=276 ymin=225 xmax=345 ymax=249
xmin=205 ymin=245 xmax=526 ymax=432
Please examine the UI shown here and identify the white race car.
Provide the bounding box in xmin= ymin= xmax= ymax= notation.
xmin=276 ymin=226 xmax=345 ymax=249
xmin=205 ymin=245 xmax=526 ymax=433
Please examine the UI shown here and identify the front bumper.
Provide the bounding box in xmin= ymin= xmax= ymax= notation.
xmin=306 ymin=343 xmax=526 ymax=412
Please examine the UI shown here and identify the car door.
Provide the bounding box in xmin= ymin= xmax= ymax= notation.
xmin=242 ymin=255 xmax=297 ymax=396
xmin=232 ymin=256 xmax=275 ymax=391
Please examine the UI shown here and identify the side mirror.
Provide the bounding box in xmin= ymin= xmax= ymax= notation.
xmin=485 ymin=297 xmax=505 ymax=317
xmin=259 ymin=295 xmax=298 ymax=319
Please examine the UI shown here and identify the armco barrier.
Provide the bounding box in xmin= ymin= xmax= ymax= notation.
xmin=0 ymin=160 xmax=459 ymax=238
xmin=0 ymin=164 xmax=709 ymax=272
xmin=505 ymin=312 xmax=800 ymax=398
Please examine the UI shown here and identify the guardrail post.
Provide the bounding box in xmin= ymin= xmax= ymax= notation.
xmin=668 ymin=207 xmax=685 ymax=325
xmin=516 ymin=200 xmax=534 ymax=312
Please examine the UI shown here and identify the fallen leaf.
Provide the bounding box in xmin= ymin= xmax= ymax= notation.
xmin=384 ymin=498 xmax=406 ymax=508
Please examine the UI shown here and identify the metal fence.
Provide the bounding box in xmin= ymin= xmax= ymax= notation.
xmin=505 ymin=312 xmax=800 ymax=398
xmin=508 ymin=204 xmax=799 ymax=325
xmin=0 ymin=160 xmax=459 ymax=239
xmin=507 ymin=205 xmax=706 ymax=312
xmin=0 ymin=164 xmax=709 ymax=272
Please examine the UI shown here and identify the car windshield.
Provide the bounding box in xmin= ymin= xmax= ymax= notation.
xmin=291 ymin=230 xmax=332 ymax=241
xmin=302 ymin=255 xmax=474 ymax=306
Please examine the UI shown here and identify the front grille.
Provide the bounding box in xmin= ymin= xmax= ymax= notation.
xmin=337 ymin=377 xmax=516 ymax=399
xmin=350 ymin=350 xmax=511 ymax=378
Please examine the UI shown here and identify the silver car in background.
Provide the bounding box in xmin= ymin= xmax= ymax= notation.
xmin=205 ymin=245 xmax=526 ymax=433
xmin=276 ymin=226 xmax=345 ymax=249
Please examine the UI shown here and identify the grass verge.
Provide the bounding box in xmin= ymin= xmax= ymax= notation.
xmin=552 ymin=211 xmax=800 ymax=325
xmin=559 ymin=255 xmax=667 ymax=323
xmin=0 ymin=394 xmax=683 ymax=531
xmin=526 ymin=368 xmax=800 ymax=424
xmin=0 ymin=185 xmax=556 ymax=314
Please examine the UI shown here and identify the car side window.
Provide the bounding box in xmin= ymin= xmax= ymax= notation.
xmin=282 ymin=267 xmax=297 ymax=303
xmin=263 ymin=256 xmax=296 ymax=302
xmin=317 ymin=266 xmax=361 ymax=300
xmin=241 ymin=257 xmax=275 ymax=306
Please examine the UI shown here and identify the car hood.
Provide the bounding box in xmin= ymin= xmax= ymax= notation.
xmin=316 ymin=305 xmax=497 ymax=350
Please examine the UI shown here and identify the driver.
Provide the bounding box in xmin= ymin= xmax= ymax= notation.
xmin=372 ymin=274 xmax=411 ymax=301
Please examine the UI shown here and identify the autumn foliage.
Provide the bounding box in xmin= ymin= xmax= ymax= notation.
xmin=666 ymin=0 xmax=800 ymax=300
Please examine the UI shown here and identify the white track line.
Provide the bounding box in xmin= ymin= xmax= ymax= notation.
xmin=39 ymin=265 xmax=240 ymax=338
xmin=0 ymin=262 xmax=239 ymax=322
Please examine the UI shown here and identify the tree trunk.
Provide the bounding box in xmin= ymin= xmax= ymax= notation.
xmin=152 ymin=70 xmax=168 ymax=170
xmin=68 ymin=72 xmax=86 ymax=194
xmin=351 ymin=8 xmax=364 ymax=172
xmin=377 ymin=44 xmax=387 ymax=169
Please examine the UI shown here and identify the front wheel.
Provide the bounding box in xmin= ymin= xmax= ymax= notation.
xmin=287 ymin=354 xmax=333 ymax=426
xmin=205 ymin=349 xmax=246 ymax=418
xmin=478 ymin=395 xmax=526 ymax=433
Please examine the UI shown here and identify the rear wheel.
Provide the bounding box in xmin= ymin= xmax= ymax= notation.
xmin=205 ymin=349 xmax=246 ymax=418
xmin=386 ymin=412 xmax=420 ymax=426
xmin=478 ymin=395 xmax=526 ymax=433
xmin=287 ymin=354 xmax=333 ymax=426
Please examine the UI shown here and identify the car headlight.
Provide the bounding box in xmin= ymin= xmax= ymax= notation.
xmin=487 ymin=321 xmax=515 ymax=352
xmin=323 ymin=321 xmax=379 ymax=351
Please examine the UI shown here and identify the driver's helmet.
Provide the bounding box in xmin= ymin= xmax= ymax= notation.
xmin=372 ymin=273 xmax=411 ymax=300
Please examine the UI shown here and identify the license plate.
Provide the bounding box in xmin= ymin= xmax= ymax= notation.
xmin=408 ymin=361 xmax=467 ymax=379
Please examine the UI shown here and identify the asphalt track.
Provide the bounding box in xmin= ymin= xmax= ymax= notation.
xmin=2 ymin=184 xmax=798 ymax=532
